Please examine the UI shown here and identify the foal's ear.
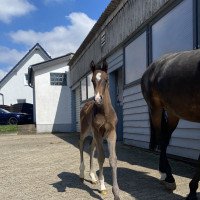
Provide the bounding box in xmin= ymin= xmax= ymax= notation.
xmin=102 ymin=60 xmax=108 ymax=72
xmin=90 ymin=61 xmax=96 ymax=73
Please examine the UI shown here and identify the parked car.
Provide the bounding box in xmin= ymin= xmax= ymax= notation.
xmin=0 ymin=108 xmax=33 ymax=125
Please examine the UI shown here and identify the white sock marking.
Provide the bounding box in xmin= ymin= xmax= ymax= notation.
xmin=100 ymin=178 xmax=106 ymax=191
xmin=159 ymin=171 xmax=167 ymax=181
xmin=89 ymin=172 xmax=97 ymax=182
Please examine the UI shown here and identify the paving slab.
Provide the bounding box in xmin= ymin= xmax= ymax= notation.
xmin=0 ymin=133 xmax=199 ymax=200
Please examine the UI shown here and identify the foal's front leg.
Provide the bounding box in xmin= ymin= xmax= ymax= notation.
xmin=107 ymin=131 xmax=120 ymax=200
xmin=89 ymin=138 xmax=98 ymax=184
xmin=95 ymin=136 xmax=107 ymax=195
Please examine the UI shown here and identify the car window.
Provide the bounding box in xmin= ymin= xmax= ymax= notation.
xmin=0 ymin=108 xmax=10 ymax=114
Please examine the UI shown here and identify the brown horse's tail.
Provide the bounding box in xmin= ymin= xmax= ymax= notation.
xmin=149 ymin=109 xmax=168 ymax=150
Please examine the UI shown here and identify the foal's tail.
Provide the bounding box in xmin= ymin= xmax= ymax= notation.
xmin=149 ymin=109 xmax=168 ymax=150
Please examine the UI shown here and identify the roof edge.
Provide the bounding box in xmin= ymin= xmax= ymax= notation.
xmin=0 ymin=43 xmax=51 ymax=87
xmin=68 ymin=0 xmax=122 ymax=67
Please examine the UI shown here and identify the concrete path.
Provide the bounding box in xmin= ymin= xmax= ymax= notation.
xmin=0 ymin=133 xmax=199 ymax=200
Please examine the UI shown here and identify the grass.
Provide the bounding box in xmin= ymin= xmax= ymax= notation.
xmin=0 ymin=125 xmax=18 ymax=133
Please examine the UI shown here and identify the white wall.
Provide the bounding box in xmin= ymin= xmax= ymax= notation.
xmin=0 ymin=53 xmax=46 ymax=105
xmin=34 ymin=63 xmax=72 ymax=133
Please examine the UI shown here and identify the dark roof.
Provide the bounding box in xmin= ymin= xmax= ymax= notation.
xmin=68 ymin=0 xmax=122 ymax=67
xmin=0 ymin=43 xmax=51 ymax=87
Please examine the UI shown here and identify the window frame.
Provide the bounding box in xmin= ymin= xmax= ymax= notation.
xmin=80 ymin=73 xmax=94 ymax=102
xmin=123 ymin=0 xmax=198 ymax=89
xmin=80 ymin=77 xmax=87 ymax=102
xmin=50 ymin=72 xmax=67 ymax=86
xmin=149 ymin=0 xmax=197 ymax=62
xmin=87 ymin=73 xmax=94 ymax=99
xmin=124 ymin=30 xmax=148 ymax=87
xmin=24 ymin=73 xmax=28 ymax=86
xmin=150 ymin=0 xmax=194 ymax=61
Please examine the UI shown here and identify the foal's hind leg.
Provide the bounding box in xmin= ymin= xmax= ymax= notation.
xmin=186 ymin=154 xmax=200 ymax=200
xmin=159 ymin=111 xmax=179 ymax=190
xmin=107 ymin=130 xmax=120 ymax=200
xmin=79 ymin=123 xmax=89 ymax=181
xmin=89 ymin=138 xmax=98 ymax=184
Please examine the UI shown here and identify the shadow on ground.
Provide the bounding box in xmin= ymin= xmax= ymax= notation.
xmin=52 ymin=133 xmax=199 ymax=199
xmin=51 ymin=167 xmax=188 ymax=200
xmin=51 ymin=172 xmax=104 ymax=200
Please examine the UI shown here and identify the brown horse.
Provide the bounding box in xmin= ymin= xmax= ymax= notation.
xmin=79 ymin=61 xmax=120 ymax=200
xmin=141 ymin=49 xmax=200 ymax=200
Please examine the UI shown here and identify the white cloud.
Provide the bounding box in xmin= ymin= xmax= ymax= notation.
xmin=0 ymin=46 xmax=26 ymax=80
xmin=9 ymin=12 xmax=96 ymax=57
xmin=0 ymin=69 xmax=7 ymax=80
xmin=0 ymin=0 xmax=36 ymax=23
xmin=0 ymin=46 xmax=26 ymax=66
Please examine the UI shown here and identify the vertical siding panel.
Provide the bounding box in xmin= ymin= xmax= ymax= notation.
xmin=107 ymin=49 xmax=123 ymax=73
xmin=123 ymin=83 xmax=150 ymax=148
xmin=168 ymin=121 xmax=200 ymax=160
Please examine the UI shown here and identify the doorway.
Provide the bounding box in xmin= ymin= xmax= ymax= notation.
xmin=109 ymin=67 xmax=123 ymax=141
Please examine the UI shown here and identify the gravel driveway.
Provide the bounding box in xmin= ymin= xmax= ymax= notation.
xmin=0 ymin=133 xmax=199 ymax=200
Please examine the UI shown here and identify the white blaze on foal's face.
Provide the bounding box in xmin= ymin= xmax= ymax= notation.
xmin=96 ymin=72 xmax=101 ymax=81
xmin=94 ymin=72 xmax=102 ymax=103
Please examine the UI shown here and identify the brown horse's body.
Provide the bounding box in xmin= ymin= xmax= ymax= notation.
xmin=141 ymin=49 xmax=200 ymax=200
xmin=79 ymin=61 xmax=120 ymax=200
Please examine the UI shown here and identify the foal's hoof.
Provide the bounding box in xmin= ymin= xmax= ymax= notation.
xmin=80 ymin=178 xmax=84 ymax=183
xmin=91 ymin=180 xmax=98 ymax=185
xmin=163 ymin=181 xmax=176 ymax=191
xmin=186 ymin=194 xmax=197 ymax=200
xmin=101 ymin=190 xmax=107 ymax=195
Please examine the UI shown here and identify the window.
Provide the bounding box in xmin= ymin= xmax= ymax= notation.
xmin=24 ymin=74 xmax=28 ymax=85
xmin=125 ymin=32 xmax=147 ymax=85
xmin=87 ymin=73 xmax=94 ymax=99
xmin=81 ymin=73 xmax=94 ymax=101
xmin=50 ymin=73 xmax=67 ymax=86
xmin=81 ymin=78 xmax=87 ymax=101
xmin=152 ymin=0 xmax=193 ymax=60
xmin=17 ymin=99 xmax=26 ymax=103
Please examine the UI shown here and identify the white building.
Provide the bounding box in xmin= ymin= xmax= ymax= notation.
xmin=0 ymin=43 xmax=51 ymax=105
xmin=28 ymin=53 xmax=74 ymax=133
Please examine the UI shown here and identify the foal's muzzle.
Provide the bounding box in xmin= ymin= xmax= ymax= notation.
xmin=94 ymin=93 xmax=103 ymax=105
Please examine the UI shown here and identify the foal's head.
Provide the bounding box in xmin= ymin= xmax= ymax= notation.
xmin=90 ymin=60 xmax=109 ymax=105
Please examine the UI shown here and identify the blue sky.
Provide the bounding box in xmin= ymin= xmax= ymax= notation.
xmin=0 ymin=0 xmax=110 ymax=79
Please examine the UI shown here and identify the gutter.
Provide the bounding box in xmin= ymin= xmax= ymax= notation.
xmin=28 ymin=67 xmax=33 ymax=88
xmin=0 ymin=93 xmax=4 ymax=105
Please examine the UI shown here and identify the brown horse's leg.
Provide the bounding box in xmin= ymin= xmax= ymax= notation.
xmin=186 ymin=155 xmax=200 ymax=200
xmin=94 ymin=135 xmax=107 ymax=194
xmin=159 ymin=111 xmax=179 ymax=190
xmin=149 ymin=107 xmax=162 ymax=149
xmin=107 ymin=131 xmax=120 ymax=200
xmin=89 ymin=138 xmax=98 ymax=184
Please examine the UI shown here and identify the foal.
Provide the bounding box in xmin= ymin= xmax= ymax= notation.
xmin=79 ymin=61 xmax=120 ymax=200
